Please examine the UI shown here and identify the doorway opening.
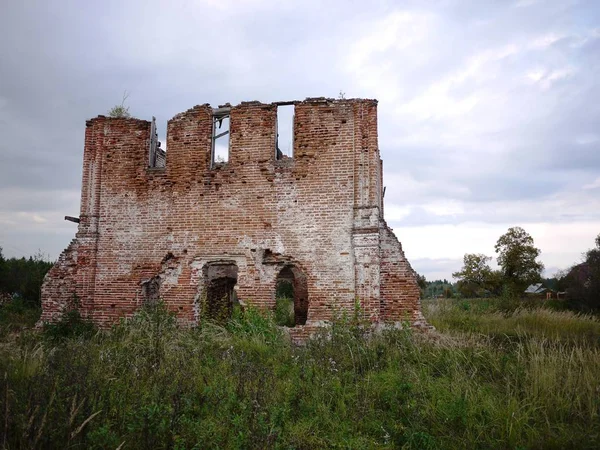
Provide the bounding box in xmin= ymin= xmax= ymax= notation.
xmin=201 ymin=261 xmax=238 ymax=324
xmin=274 ymin=265 xmax=308 ymax=327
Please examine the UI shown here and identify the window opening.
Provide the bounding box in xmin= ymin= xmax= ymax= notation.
xmin=148 ymin=116 xmax=166 ymax=168
xmin=276 ymin=105 xmax=294 ymax=159
xmin=212 ymin=108 xmax=230 ymax=167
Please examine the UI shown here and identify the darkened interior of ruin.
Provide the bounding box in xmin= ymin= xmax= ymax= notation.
xmin=141 ymin=276 xmax=161 ymax=305
xmin=276 ymin=265 xmax=308 ymax=327
xmin=202 ymin=262 xmax=238 ymax=323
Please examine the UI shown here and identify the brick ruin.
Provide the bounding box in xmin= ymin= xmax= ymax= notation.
xmin=40 ymin=97 xmax=426 ymax=338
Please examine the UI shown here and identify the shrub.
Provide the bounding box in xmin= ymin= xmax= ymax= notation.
xmin=274 ymin=296 xmax=294 ymax=327
xmin=0 ymin=296 xmax=41 ymax=338
xmin=42 ymin=308 xmax=96 ymax=343
xmin=107 ymin=91 xmax=131 ymax=118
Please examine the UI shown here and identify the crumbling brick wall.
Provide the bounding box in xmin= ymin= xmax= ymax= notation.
xmin=40 ymin=98 xmax=425 ymax=336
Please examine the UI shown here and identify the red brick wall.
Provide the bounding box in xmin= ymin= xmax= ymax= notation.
xmin=379 ymin=223 xmax=427 ymax=326
xmin=40 ymin=98 xmax=423 ymax=331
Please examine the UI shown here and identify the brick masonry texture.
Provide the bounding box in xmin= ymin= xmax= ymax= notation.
xmin=40 ymin=98 xmax=427 ymax=338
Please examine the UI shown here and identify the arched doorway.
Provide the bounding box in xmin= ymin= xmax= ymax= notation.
xmin=274 ymin=265 xmax=308 ymax=327
xmin=200 ymin=261 xmax=238 ymax=324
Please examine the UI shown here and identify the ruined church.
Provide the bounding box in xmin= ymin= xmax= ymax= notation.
xmin=41 ymin=97 xmax=425 ymax=338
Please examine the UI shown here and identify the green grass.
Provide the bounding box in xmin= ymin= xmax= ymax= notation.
xmin=0 ymin=299 xmax=598 ymax=448
xmin=0 ymin=297 xmax=40 ymax=339
xmin=424 ymin=297 xmax=600 ymax=346
xmin=274 ymin=296 xmax=295 ymax=327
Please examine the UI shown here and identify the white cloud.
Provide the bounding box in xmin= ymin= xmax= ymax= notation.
xmin=583 ymin=177 xmax=600 ymax=190
xmin=514 ymin=0 xmax=540 ymax=8
xmin=576 ymin=134 xmax=599 ymax=145
xmin=526 ymin=69 xmax=546 ymax=82
xmin=526 ymin=66 xmax=576 ymax=90
xmin=570 ymin=27 xmax=600 ymax=48
xmin=422 ymin=201 xmax=465 ymax=217
xmin=531 ymin=33 xmax=565 ymax=49
xmin=384 ymin=204 xmax=412 ymax=222
xmin=345 ymin=10 xmax=435 ymax=102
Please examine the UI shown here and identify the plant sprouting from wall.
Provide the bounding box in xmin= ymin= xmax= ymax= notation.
xmin=108 ymin=91 xmax=131 ymax=118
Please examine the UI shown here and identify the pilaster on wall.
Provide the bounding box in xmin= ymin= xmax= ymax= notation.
xmin=352 ymin=100 xmax=381 ymax=210
xmin=76 ymin=118 xmax=106 ymax=314
xmin=80 ymin=120 xmax=97 ymax=226
xmin=352 ymin=230 xmax=381 ymax=321
xmin=351 ymin=99 xmax=383 ymax=320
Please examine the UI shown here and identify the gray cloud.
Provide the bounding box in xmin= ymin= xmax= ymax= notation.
xmin=411 ymin=258 xmax=462 ymax=282
xmin=1 ymin=0 xmax=599 ymax=280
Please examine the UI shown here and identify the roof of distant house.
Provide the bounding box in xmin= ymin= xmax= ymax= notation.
xmin=524 ymin=283 xmax=546 ymax=294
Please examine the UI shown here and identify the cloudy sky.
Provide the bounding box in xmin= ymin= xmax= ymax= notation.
xmin=1 ymin=0 xmax=599 ymax=280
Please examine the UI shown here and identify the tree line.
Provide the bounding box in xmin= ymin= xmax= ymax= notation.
xmin=423 ymin=226 xmax=599 ymax=312
xmin=0 ymin=248 xmax=54 ymax=307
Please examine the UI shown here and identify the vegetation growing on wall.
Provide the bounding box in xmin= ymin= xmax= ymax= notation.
xmin=107 ymin=91 xmax=131 ymax=118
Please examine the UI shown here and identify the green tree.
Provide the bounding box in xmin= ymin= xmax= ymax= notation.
xmin=487 ymin=269 xmax=505 ymax=296
xmin=0 ymin=248 xmax=53 ymax=306
xmin=582 ymin=234 xmax=600 ymax=311
xmin=416 ymin=272 xmax=427 ymax=297
xmin=560 ymin=234 xmax=600 ymax=311
xmin=495 ymin=226 xmax=543 ymax=294
xmin=0 ymin=246 xmax=5 ymax=276
xmin=452 ymin=253 xmax=493 ymax=297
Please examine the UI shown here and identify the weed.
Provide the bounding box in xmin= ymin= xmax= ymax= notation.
xmin=0 ymin=297 xmax=40 ymax=338
xmin=42 ymin=309 xmax=96 ymax=343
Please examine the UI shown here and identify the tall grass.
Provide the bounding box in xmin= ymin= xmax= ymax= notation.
xmin=0 ymin=301 xmax=598 ymax=448
xmin=0 ymin=297 xmax=40 ymax=340
xmin=425 ymin=297 xmax=600 ymax=346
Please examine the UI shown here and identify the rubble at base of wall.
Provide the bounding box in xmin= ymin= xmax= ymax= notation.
xmin=284 ymin=317 xmax=435 ymax=344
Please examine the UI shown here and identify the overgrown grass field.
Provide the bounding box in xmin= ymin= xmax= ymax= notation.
xmin=0 ymin=299 xmax=599 ymax=449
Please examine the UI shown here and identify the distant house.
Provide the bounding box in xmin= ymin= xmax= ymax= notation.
xmin=524 ymin=283 xmax=556 ymax=299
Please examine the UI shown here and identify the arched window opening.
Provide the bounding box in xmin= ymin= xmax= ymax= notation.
xmin=274 ymin=265 xmax=308 ymax=327
xmin=201 ymin=262 xmax=238 ymax=324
